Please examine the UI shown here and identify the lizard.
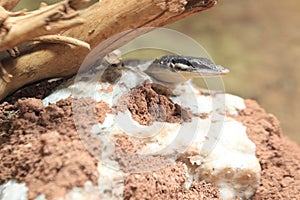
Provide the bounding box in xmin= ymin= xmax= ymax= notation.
xmin=48 ymin=51 xmax=230 ymax=98
xmin=40 ymin=52 xmax=229 ymax=104
xmin=102 ymin=52 xmax=229 ymax=95
xmin=102 ymin=50 xmax=229 ymax=82
xmin=143 ymin=55 xmax=229 ymax=86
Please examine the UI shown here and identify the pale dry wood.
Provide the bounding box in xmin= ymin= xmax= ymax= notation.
xmin=0 ymin=0 xmax=89 ymax=51
xmin=0 ymin=0 xmax=89 ymax=84
xmin=0 ymin=0 xmax=218 ymax=100
xmin=32 ymin=35 xmax=91 ymax=50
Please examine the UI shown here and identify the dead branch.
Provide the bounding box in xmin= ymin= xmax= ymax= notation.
xmin=32 ymin=35 xmax=91 ymax=50
xmin=0 ymin=0 xmax=89 ymax=51
xmin=0 ymin=0 xmax=218 ymax=100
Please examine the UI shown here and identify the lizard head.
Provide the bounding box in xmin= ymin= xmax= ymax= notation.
xmin=145 ymin=55 xmax=229 ymax=84
xmin=153 ymin=55 xmax=229 ymax=77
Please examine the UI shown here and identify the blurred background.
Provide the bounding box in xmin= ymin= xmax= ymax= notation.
xmin=15 ymin=0 xmax=300 ymax=144
xmin=168 ymin=0 xmax=300 ymax=144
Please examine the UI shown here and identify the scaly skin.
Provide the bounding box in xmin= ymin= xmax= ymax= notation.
xmin=120 ymin=55 xmax=229 ymax=95
xmin=144 ymin=55 xmax=229 ymax=85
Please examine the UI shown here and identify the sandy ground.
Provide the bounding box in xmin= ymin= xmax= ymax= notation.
xmin=0 ymin=80 xmax=299 ymax=199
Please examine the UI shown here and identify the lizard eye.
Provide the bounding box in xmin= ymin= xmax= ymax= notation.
xmin=169 ymin=62 xmax=175 ymax=68
xmin=170 ymin=59 xmax=176 ymax=68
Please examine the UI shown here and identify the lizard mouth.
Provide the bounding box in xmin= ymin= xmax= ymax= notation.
xmin=179 ymin=68 xmax=230 ymax=79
